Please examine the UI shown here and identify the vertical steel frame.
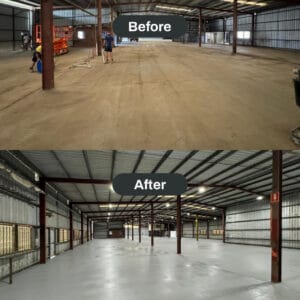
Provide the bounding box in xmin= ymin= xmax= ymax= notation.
xmin=198 ymin=8 xmax=202 ymax=47
xmin=271 ymin=150 xmax=282 ymax=283
xmin=41 ymin=0 xmax=55 ymax=89
xmin=139 ymin=211 xmax=141 ymax=243
xmin=151 ymin=202 xmax=154 ymax=247
xmin=97 ymin=0 xmax=102 ymax=56
xmin=222 ymin=209 xmax=226 ymax=243
xmin=206 ymin=220 xmax=210 ymax=239
xmin=132 ymin=215 xmax=134 ymax=241
xmin=196 ymin=216 xmax=199 ymax=241
xmin=81 ymin=212 xmax=84 ymax=244
xmin=232 ymin=0 xmax=238 ymax=54
xmin=177 ymin=195 xmax=181 ymax=254
xmin=69 ymin=203 xmax=73 ymax=250
xmin=39 ymin=178 xmax=46 ymax=263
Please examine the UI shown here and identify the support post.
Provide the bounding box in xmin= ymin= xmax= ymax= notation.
xmin=223 ymin=18 xmax=226 ymax=44
xmin=177 ymin=195 xmax=181 ymax=254
xmin=222 ymin=209 xmax=226 ymax=243
xmin=139 ymin=211 xmax=141 ymax=243
xmin=87 ymin=217 xmax=90 ymax=241
xmin=271 ymin=150 xmax=282 ymax=283
xmin=90 ymin=220 xmax=93 ymax=240
xmin=206 ymin=220 xmax=210 ymax=239
xmin=192 ymin=220 xmax=195 ymax=238
xmin=132 ymin=215 xmax=134 ymax=241
xmin=12 ymin=8 xmax=16 ymax=51
xmin=41 ymin=0 xmax=54 ymax=89
xmin=232 ymin=0 xmax=238 ymax=55
xmin=110 ymin=6 xmax=114 ymax=33
xmin=151 ymin=202 xmax=154 ymax=247
xmin=198 ymin=8 xmax=202 ymax=47
xmin=69 ymin=203 xmax=73 ymax=250
xmin=127 ymin=221 xmax=129 ymax=239
xmin=9 ymin=258 xmax=13 ymax=284
xmin=251 ymin=13 xmax=256 ymax=47
xmin=196 ymin=216 xmax=199 ymax=241
xmin=97 ymin=0 xmax=102 ymax=56
xmin=39 ymin=178 xmax=46 ymax=263
xmin=81 ymin=212 xmax=84 ymax=244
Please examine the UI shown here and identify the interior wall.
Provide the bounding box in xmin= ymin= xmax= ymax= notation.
xmin=207 ymin=5 xmax=300 ymax=50
xmin=94 ymin=221 xmax=124 ymax=239
xmin=226 ymin=191 xmax=300 ymax=248
xmin=0 ymin=4 xmax=31 ymax=51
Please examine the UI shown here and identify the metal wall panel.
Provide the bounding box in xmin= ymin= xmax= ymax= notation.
xmin=183 ymin=222 xmax=193 ymax=238
xmin=226 ymin=192 xmax=300 ymax=248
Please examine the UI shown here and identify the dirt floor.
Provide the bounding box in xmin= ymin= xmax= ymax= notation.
xmin=0 ymin=41 xmax=299 ymax=149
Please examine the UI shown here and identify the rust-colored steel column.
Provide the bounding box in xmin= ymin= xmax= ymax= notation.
xmin=90 ymin=220 xmax=93 ymax=240
xmin=192 ymin=221 xmax=195 ymax=238
xmin=87 ymin=218 xmax=90 ymax=242
xmin=97 ymin=0 xmax=102 ymax=56
xmin=110 ymin=6 xmax=114 ymax=33
xmin=81 ymin=212 xmax=84 ymax=244
xmin=39 ymin=178 xmax=46 ymax=264
xmin=206 ymin=220 xmax=210 ymax=239
xmin=151 ymin=202 xmax=154 ymax=247
xmin=271 ymin=150 xmax=282 ymax=283
xmin=223 ymin=18 xmax=226 ymax=44
xmin=198 ymin=8 xmax=202 ymax=47
xmin=41 ymin=0 xmax=54 ymax=89
xmin=177 ymin=195 xmax=182 ymax=254
xmin=139 ymin=211 xmax=141 ymax=243
xmin=222 ymin=209 xmax=226 ymax=243
xmin=127 ymin=221 xmax=129 ymax=239
xmin=69 ymin=203 xmax=73 ymax=250
xmin=251 ymin=13 xmax=256 ymax=47
xmin=131 ymin=215 xmax=134 ymax=241
xmin=232 ymin=0 xmax=238 ymax=54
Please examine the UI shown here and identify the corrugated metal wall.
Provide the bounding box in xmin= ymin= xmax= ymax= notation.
xmin=94 ymin=221 xmax=124 ymax=239
xmin=226 ymin=191 xmax=300 ymax=248
xmin=183 ymin=222 xmax=194 ymax=238
xmin=0 ymin=4 xmax=31 ymax=50
xmin=207 ymin=5 xmax=300 ymax=50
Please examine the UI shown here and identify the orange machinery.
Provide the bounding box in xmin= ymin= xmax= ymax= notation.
xmin=36 ymin=25 xmax=73 ymax=56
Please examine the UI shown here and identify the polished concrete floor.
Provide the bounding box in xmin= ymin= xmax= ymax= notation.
xmin=1 ymin=238 xmax=300 ymax=300
xmin=0 ymin=42 xmax=299 ymax=149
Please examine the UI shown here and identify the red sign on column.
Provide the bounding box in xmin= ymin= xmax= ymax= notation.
xmin=271 ymin=192 xmax=280 ymax=203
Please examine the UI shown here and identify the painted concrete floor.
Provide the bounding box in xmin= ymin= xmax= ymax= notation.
xmin=0 ymin=42 xmax=300 ymax=149
xmin=1 ymin=238 xmax=300 ymax=300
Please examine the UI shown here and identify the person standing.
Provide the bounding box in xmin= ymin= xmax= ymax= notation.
xmin=30 ymin=44 xmax=42 ymax=72
xmin=104 ymin=32 xmax=114 ymax=64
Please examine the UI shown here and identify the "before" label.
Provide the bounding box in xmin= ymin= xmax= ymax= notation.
xmin=113 ymin=15 xmax=187 ymax=38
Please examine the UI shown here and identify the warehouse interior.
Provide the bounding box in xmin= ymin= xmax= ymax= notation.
xmin=0 ymin=1 xmax=300 ymax=149
xmin=0 ymin=150 xmax=300 ymax=299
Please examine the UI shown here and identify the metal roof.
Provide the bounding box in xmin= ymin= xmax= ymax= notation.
xmin=0 ymin=150 xmax=299 ymax=222
xmin=18 ymin=0 xmax=299 ymax=19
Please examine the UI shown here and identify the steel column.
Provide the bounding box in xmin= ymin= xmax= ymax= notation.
xmin=232 ymin=0 xmax=238 ymax=55
xmin=39 ymin=178 xmax=46 ymax=264
xmin=192 ymin=220 xmax=194 ymax=238
xmin=177 ymin=195 xmax=181 ymax=254
xmin=251 ymin=13 xmax=256 ymax=47
xmin=87 ymin=218 xmax=90 ymax=241
xmin=151 ymin=202 xmax=154 ymax=247
xmin=271 ymin=150 xmax=282 ymax=283
xmin=222 ymin=209 xmax=226 ymax=243
xmin=206 ymin=220 xmax=210 ymax=239
xmin=127 ymin=221 xmax=129 ymax=239
xmin=97 ymin=0 xmax=103 ymax=56
xmin=12 ymin=8 xmax=15 ymax=51
xmin=223 ymin=18 xmax=226 ymax=44
xmin=139 ymin=211 xmax=141 ymax=243
xmin=131 ymin=216 xmax=134 ymax=241
xmin=196 ymin=216 xmax=199 ymax=241
xmin=81 ymin=212 xmax=84 ymax=244
xmin=69 ymin=203 xmax=73 ymax=250
xmin=198 ymin=8 xmax=202 ymax=47
xmin=41 ymin=0 xmax=55 ymax=89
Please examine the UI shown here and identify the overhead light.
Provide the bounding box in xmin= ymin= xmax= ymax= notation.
xmin=187 ymin=213 xmax=190 ymax=216
xmin=109 ymin=203 xmax=113 ymax=209
xmin=198 ymin=186 xmax=206 ymax=194
xmin=34 ymin=172 xmax=39 ymax=182
xmin=109 ymin=184 xmax=115 ymax=192
xmin=1 ymin=0 xmax=39 ymax=10
xmin=99 ymin=204 xmax=143 ymax=208
xmin=156 ymin=5 xmax=193 ymax=13
xmin=212 ymin=207 xmax=216 ymax=210
xmin=256 ymin=196 xmax=264 ymax=201
xmin=213 ymin=217 xmax=217 ymax=220
xmin=171 ymin=216 xmax=174 ymax=219
xmin=183 ymin=204 xmax=209 ymax=211
xmin=166 ymin=202 xmax=170 ymax=207
xmin=222 ymin=0 xmax=267 ymax=7
xmin=108 ymin=212 xmax=111 ymax=216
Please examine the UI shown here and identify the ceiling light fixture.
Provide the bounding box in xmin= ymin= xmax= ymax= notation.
xmin=1 ymin=0 xmax=38 ymax=10
xmin=156 ymin=5 xmax=193 ymax=13
xmin=256 ymin=196 xmax=264 ymax=201
xmin=166 ymin=202 xmax=170 ymax=207
xmin=222 ymin=0 xmax=267 ymax=7
xmin=198 ymin=186 xmax=207 ymax=194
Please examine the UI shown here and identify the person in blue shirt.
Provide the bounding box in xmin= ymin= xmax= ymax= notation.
xmin=104 ymin=32 xmax=114 ymax=64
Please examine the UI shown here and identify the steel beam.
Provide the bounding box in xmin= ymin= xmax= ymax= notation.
xmin=222 ymin=209 xmax=226 ymax=243
xmin=271 ymin=151 xmax=282 ymax=283
xmin=81 ymin=212 xmax=84 ymax=244
xmin=198 ymin=8 xmax=202 ymax=47
xmin=41 ymin=0 xmax=54 ymax=89
xmin=69 ymin=203 xmax=73 ymax=250
xmin=45 ymin=177 xmax=111 ymax=184
xmin=177 ymin=195 xmax=182 ymax=254
xmin=97 ymin=0 xmax=103 ymax=56
xmin=39 ymin=178 xmax=46 ymax=264
xmin=151 ymin=202 xmax=154 ymax=247
xmin=139 ymin=211 xmax=141 ymax=243
xmin=232 ymin=0 xmax=238 ymax=55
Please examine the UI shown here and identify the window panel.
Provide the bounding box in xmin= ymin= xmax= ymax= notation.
xmin=0 ymin=224 xmax=14 ymax=256
xmin=18 ymin=225 xmax=32 ymax=252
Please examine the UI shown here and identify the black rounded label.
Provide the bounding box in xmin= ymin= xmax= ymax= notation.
xmin=113 ymin=173 xmax=187 ymax=196
xmin=112 ymin=15 xmax=187 ymax=38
